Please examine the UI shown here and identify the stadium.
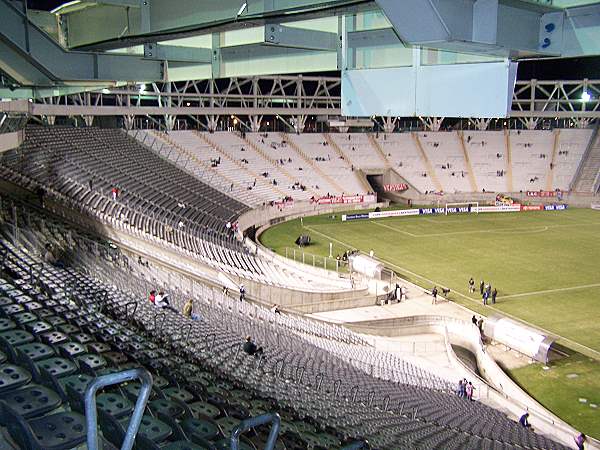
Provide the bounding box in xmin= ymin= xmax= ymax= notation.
xmin=0 ymin=0 xmax=599 ymax=449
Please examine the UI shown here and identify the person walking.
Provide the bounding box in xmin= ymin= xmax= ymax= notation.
xmin=492 ymin=288 xmax=497 ymax=304
xmin=480 ymin=280 xmax=484 ymax=295
xmin=466 ymin=382 xmax=474 ymax=400
xmin=431 ymin=286 xmax=438 ymax=305
xmin=239 ymin=284 xmax=246 ymax=301
xmin=468 ymin=277 xmax=475 ymax=293
xmin=482 ymin=289 xmax=489 ymax=306
xmin=575 ymin=433 xmax=587 ymax=450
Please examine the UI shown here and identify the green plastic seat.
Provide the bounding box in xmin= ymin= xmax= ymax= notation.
xmin=162 ymin=441 xmax=212 ymax=450
xmin=6 ymin=409 xmax=87 ymax=450
xmin=181 ymin=417 xmax=221 ymax=443
xmin=87 ymin=342 xmax=112 ymax=353
xmin=45 ymin=315 xmax=67 ymax=327
xmin=0 ymin=318 xmax=16 ymax=332
xmin=71 ymin=332 xmax=93 ymax=344
xmin=0 ymin=364 xmax=32 ymax=393
xmin=35 ymin=357 xmax=78 ymax=379
xmin=164 ymin=387 xmax=195 ymax=404
xmin=0 ymin=384 xmax=62 ymax=421
xmin=123 ymin=414 xmax=172 ymax=443
xmin=0 ymin=351 xmax=6 ymax=365
xmin=57 ymin=341 xmax=87 ymax=359
xmin=25 ymin=320 xmax=53 ymax=335
xmin=13 ymin=312 xmax=38 ymax=325
xmin=57 ymin=323 xmax=79 ymax=335
xmin=17 ymin=342 xmax=56 ymax=361
xmin=103 ymin=351 xmax=128 ymax=365
xmin=216 ymin=416 xmax=240 ymax=436
xmin=1 ymin=303 xmax=24 ymax=316
xmin=96 ymin=392 xmax=133 ymax=418
xmin=0 ymin=329 xmax=35 ymax=348
xmin=214 ymin=437 xmax=256 ymax=450
xmin=189 ymin=401 xmax=220 ymax=419
xmin=148 ymin=398 xmax=186 ymax=419
xmin=76 ymin=353 xmax=108 ymax=372
xmin=59 ymin=373 xmax=94 ymax=398
xmin=40 ymin=331 xmax=69 ymax=346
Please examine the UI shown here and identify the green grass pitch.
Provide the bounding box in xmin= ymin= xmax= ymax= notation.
xmin=260 ymin=207 xmax=600 ymax=438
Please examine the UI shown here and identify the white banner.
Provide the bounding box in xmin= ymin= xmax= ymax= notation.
xmin=369 ymin=209 xmax=420 ymax=219
xmin=477 ymin=205 xmax=521 ymax=213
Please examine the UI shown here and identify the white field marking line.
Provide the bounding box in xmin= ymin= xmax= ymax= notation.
xmin=370 ymin=221 xmax=600 ymax=238
xmin=499 ymin=283 xmax=600 ymax=300
xmin=372 ymin=221 xmax=420 ymax=237
xmin=304 ymin=225 xmax=600 ymax=360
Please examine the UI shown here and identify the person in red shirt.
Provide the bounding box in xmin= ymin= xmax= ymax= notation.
xmin=149 ymin=290 xmax=156 ymax=304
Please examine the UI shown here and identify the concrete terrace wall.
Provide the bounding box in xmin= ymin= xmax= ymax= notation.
xmin=347 ymin=315 xmax=600 ymax=450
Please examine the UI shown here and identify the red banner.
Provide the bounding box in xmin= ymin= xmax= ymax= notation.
xmin=383 ymin=183 xmax=409 ymax=192
xmin=520 ymin=205 xmax=544 ymax=211
xmin=314 ymin=194 xmax=376 ymax=205
xmin=526 ymin=190 xmax=562 ymax=198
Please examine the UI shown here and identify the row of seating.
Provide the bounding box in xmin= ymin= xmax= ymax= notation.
xmin=0 ymin=214 xmax=371 ymax=449
xmin=0 ymin=198 xmax=570 ymax=450
xmin=0 ymin=126 xmax=354 ymax=293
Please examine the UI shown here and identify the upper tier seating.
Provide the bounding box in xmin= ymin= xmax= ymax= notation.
xmin=372 ymin=133 xmax=438 ymax=193
xmin=0 ymin=127 xmax=353 ymax=293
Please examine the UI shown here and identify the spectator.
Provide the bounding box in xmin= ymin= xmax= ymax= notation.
xmin=111 ymin=187 xmax=119 ymax=201
xmin=456 ymin=379 xmax=464 ymax=397
xmin=155 ymin=291 xmax=176 ymax=313
xmin=183 ymin=299 xmax=193 ymax=318
xmin=149 ymin=290 xmax=156 ymax=304
xmin=575 ymin=433 xmax=586 ymax=450
xmin=466 ymin=382 xmax=474 ymax=400
xmin=243 ymin=336 xmax=263 ymax=357
xmin=270 ymin=304 xmax=281 ymax=314
xmin=492 ymin=288 xmax=497 ymax=304
xmin=480 ymin=280 xmax=484 ymax=295
xmin=472 ymin=315 xmax=478 ymax=326
xmin=482 ymin=290 xmax=489 ymax=306
xmin=431 ymin=286 xmax=438 ymax=305
xmin=239 ymin=284 xmax=246 ymax=301
xmin=400 ymin=286 xmax=407 ymax=301
xmin=519 ymin=412 xmax=531 ymax=429
xmin=468 ymin=277 xmax=475 ymax=293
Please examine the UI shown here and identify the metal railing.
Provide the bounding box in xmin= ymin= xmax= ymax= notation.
xmin=84 ymin=368 xmax=153 ymax=450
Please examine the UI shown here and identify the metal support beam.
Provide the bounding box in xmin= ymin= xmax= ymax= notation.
xmin=0 ymin=0 xmax=164 ymax=84
xmin=143 ymin=44 xmax=212 ymax=63
xmin=264 ymin=24 xmax=338 ymax=51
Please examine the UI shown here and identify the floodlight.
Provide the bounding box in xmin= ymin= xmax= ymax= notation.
xmin=582 ymin=90 xmax=591 ymax=102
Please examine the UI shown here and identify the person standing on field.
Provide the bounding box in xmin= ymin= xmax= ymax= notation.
xmin=468 ymin=277 xmax=475 ymax=293
xmin=431 ymin=286 xmax=438 ymax=305
xmin=480 ymin=280 xmax=485 ymax=295
xmin=492 ymin=288 xmax=497 ymax=304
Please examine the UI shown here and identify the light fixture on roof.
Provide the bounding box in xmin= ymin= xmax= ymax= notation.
xmin=50 ymin=0 xmax=82 ymax=14
xmin=236 ymin=2 xmax=248 ymax=17
xmin=101 ymin=88 xmax=110 ymax=94
xmin=138 ymin=83 xmax=146 ymax=93
xmin=581 ymin=90 xmax=591 ymax=103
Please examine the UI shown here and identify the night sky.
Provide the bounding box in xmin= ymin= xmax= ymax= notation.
xmin=24 ymin=0 xmax=600 ymax=81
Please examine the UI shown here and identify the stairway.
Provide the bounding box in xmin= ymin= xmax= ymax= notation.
xmin=324 ymin=133 xmax=374 ymax=193
xmin=572 ymin=126 xmax=600 ymax=193
xmin=241 ymin=135 xmax=319 ymax=197
xmin=196 ymin=131 xmax=289 ymax=198
xmin=281 ymin=133 xmax=347 ymax=194
xmin=457 ymin=131 xmax=479 ymax=192
xmin=367 ymin=134 xmax=392 ymax=169
xmin=545 ymin=129 xmax=560 ymax=191
xmin=504 ymin=130 xmax=514 ymax=192
xmin=412 ymin=133 xmax=444 ymax=192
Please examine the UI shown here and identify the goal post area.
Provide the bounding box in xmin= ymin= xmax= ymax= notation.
xmin=444 ymin=202 xmax=479 ymax=215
